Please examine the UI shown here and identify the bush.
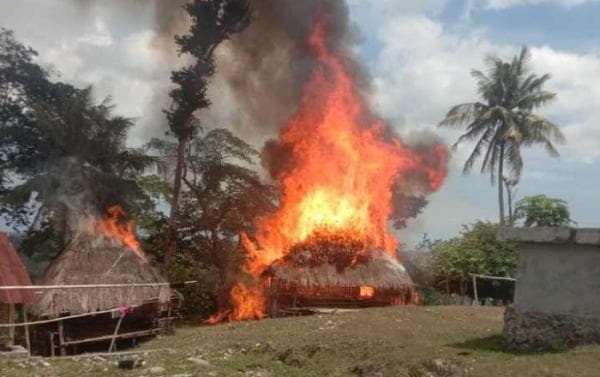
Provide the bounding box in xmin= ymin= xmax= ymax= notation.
xmin=419 ymin=286 xmax=445 ymax=305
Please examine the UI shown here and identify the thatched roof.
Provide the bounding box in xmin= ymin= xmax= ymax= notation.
xmin=30 ymin=234 xmax=170 ymax=318
xmin=267 ymin=251 xmax=414 ymax=290
xmin=0 ymin=233 xmax=35 ymax=304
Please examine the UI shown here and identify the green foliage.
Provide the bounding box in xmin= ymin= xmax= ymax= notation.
xmin=439 ymin=46 xmax=565 ymax=223
xmin=432 ymin=222 xmax=518 ymax=280
xmin=166 ymin=0 xmax=250 ymax=139
xmin=514 ymin=194 xmax=573 ymax=227
xmin=147 ymin=128 xmax=275 ymax=316
xmin=0 ymin=29 xmax=156 ymax=264
xmin=419 ymin=286 xmax=446 ymax=306
xmin=169 ymin=255 xmax=221 ymax=318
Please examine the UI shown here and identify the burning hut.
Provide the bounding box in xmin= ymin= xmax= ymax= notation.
xmin=209 ymin=19 xmax=447 ymax=323
xmin=28 ymin=209 xmax=175 ymax=356
xmin=0 ymin=233 xmax=35 ymax=353
xmin=263 ymin=235 xmax=418 ymax=315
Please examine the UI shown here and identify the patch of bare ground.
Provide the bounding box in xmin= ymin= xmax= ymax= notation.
xmin=2 ymin=306 xmax=599 ymax=376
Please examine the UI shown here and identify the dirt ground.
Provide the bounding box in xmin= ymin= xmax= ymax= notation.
xmin=1 ymin=306 xmax=599 ymax=376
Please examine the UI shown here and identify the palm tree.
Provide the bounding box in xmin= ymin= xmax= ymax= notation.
xmin=439 ymin=47 xmax=565 ymax=224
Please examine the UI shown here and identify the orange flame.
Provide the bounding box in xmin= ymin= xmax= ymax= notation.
xmin=359 ymin=286 xmax=375 ymax=298
xmin=96 ymin=205 xmax=145 ymax=259
xmin=212 ymin=20 xmax=446 ymax=322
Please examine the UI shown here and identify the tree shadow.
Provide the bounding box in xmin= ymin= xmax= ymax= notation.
xmin=449 ymin=335 xmax=572 ymax=355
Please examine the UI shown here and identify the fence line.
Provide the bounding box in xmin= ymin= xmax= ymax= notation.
xmin=0 ymin=280 xmax=198 ymax=291
xmin=469 ymin=273 xmax=516 ymax=305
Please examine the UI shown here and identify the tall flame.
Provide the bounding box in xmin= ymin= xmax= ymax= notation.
xmin=214 ymin=20 xmax=446 ymax=322
xmin=96 ymin=205 xmax=145 ymax=260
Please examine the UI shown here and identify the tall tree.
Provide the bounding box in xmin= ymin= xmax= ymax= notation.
xmin=0 ymin=28 xmax=155 ymax=256
xmin=147 ymin=129 xmax=275 ymax=316
xmin=514 ymin=194 xmax=573 ymax=227
xmin=439 ymin=47 xmax=565 ymax=223
xmin=163 ymin=0 xmax=250 ymax=273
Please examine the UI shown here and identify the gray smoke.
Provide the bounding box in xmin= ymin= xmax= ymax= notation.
xmin=66 ymin=0 xmax=366 ymax=146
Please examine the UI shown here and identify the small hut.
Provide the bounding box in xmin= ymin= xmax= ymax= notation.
xmin=29 ymin=234 xmax=175 ymax=356
xmin=265 ymin=245 xmax=418 ymax=315
xmin=0 ymin=233 xmax=35 ymax=352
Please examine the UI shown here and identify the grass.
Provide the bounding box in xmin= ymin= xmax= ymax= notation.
xmin=2 ymin=306 xmax=600 ymax=376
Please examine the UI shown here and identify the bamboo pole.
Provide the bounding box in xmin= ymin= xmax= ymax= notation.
xmin=0 ymin=281 xmax=198 ymax=291
xmin=23 ymin=305 xmax=31 ymax=354
xmin=108 ymin=313 xmax=125 ymax=353
xmin=472 ymin=275 xmax=479 ymax=306
xmin=0 ymin=307 xmax=123 ymax=328
xmin=467 ymin=273 xmax=515 ymax=282
xmin=8 ymin=304 xmax=15 ymax=347
xmin=58 ymin=319 xmax=66 ymax=356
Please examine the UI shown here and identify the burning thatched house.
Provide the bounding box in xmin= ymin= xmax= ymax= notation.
xmin=263 ymin=235 xmax=418 ymax=315
xmin=29 ymin=209 xmax=176 ymax=356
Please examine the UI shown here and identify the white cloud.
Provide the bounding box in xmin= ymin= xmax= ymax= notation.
xmin=484 ymin=0 xmax=599 ymax=9
xmin=349 ymin=3 xmax=600 ymax=239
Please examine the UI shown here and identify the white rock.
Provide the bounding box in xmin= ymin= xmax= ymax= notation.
xmin=187 ymin=357 xmax=210 ymax=367
xmin=148 ymin=366 xmax=166 ymax=374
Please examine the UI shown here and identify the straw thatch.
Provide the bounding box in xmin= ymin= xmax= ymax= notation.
xmin=268 ymin=250 xmax=414 ymax=289
xmin=30 ymin=234 xmax=170 ymax=318
xmin=0 ymin=233 xmax=35 ymax=304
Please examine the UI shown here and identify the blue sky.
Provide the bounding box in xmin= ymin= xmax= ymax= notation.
xmin=344 ymin=0 xmax=600 ymax=244
xmin=1 ymin=0 xmax=599 ymax=245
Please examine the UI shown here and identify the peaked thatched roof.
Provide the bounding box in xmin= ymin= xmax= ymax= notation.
xmin=267 ymin=251 xmax=414 ymax=289
xmin=30 ymin=234 xmax=170 ymax=318
xmin=0 ymin=233 xmax=35 ymax=304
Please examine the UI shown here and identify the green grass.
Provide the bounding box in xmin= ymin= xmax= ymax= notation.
xmin=2 ymin=306 xmax=600 ymax=376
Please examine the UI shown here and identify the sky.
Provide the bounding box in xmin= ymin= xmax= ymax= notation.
xmin=1 ymin=0 xmax=599 ymax=245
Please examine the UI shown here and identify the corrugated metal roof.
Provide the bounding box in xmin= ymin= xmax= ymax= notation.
xmin=0 ymin=233 xmax=35 ymax=304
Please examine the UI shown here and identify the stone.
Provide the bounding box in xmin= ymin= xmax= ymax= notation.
xmin=187 ymin=357 xmax=210 ymax=367
xmin=148 ymin=366 xmax=166 ymax=375
xmin=503 ymin=306 xmax=600 ymax=351
xmin=574 ymin=228 xmax=600 ymax=245
xmin=497 ymin=226 xmax=572 ymax=243
xmin=407 ymin=358 xmax=466 ymax=377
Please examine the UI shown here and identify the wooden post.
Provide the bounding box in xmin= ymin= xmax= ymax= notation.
xmin=22 ymin=305 xmax=31 ymax=354
xmin=49 ymin=332 xmax=55 ymax=357
xmin=472 ymin=275 xmax=479 ymax=306
xmin=57 ymin=319 xmax=66 ymax=356
xmin=8 ymin=304 xmax=15 ymax=347
xmin=108 ymin=314 xmax=125 ymax=353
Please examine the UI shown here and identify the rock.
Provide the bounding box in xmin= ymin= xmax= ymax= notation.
xmin=503 ymin=306 xmax=600 ymax=351
xmin=148 ymin=366 xmax=166 ymax=375
xmin=170 ymin=374 xmax=192 ymax=377
xmin=187 ymin=357 xmax=210 ymax=367
xmin=351 ymin=362 xmax=384 ymax=377
xmin=118 ymin=359 xmax=135 ymax=369
xmin=277 ymin=348 xmax=305 ymax=367
xmin=243 ymin=368 xmax=271 ymax=377
xmin=408 ymin=358 xmax=466 ymax=377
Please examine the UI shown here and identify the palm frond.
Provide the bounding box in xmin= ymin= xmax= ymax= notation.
xmin=460 ymin=126 xmax=494 ymax=175
xmin=438 ymin=102 xmax=487 ymax=128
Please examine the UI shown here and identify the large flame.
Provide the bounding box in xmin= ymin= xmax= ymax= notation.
xmin=96 ymin=205 xmax=145 ymax=260
xmin=214 ymin=20 xmax=446 ymax=322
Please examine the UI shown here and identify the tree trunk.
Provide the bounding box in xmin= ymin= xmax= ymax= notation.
xmin=164 ymin=137 xmax=187 ymax=274
xmin=504 ymin=178 xmax=513 ymax=223
xmin=498 ymin=141 xmax=505 ymax=224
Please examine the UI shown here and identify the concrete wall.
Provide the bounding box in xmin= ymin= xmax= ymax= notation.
xmin=499 ymin=227 xmax=600 ymax=349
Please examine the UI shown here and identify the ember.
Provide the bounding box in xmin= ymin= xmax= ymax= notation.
xmin=359 ymin=286 xmax=375 ymax=298
xmin=215 ymin=19 xmax=446 ymax=322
